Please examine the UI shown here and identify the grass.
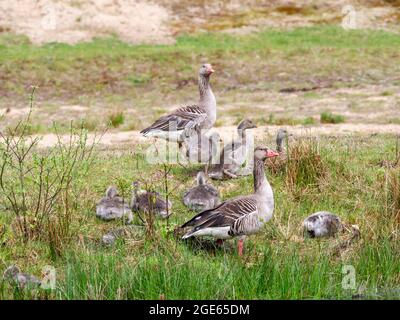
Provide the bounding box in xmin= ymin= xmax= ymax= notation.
xmin=0 ymin=133 xmax=399 ymax=299
xmin=0 ymin=25 xmax=399 ymax=299
xmin=107 ymin=110 xmax=125 ymax=128
xmin=0 ymin=26 xmax=400 ymax=132
xmin=320 ymin=112 xmax=346 ymax=124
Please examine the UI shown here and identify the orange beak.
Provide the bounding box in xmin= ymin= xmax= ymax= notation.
xmin=207 ymin=66 xmax=215 ymax=74
xmin=266 ymin=150 xmax=279 ymax=158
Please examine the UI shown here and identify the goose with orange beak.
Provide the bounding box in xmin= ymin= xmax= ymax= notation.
xmin=181 ymin=147 xmax=279 ymax=256
xmin=140 ymin=64 xmax=216 ymax=144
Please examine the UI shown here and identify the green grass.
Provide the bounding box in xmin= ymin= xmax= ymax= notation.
xmin=0 ymin=26 xmax=399 ymax=133
xmin=107 ymin=110 xmax=125 ymax=128
xmin=0 ymin=25 xmax=399 ymax=299
xmin=320 ymin=112 xmax=346 ymax=124
xmin=0 ymin=134 xmax=399 ymax=299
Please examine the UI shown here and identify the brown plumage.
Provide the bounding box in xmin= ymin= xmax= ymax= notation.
xmin=140 ymin=64 xmax=216 ymax=142
xmin=131 ymin=182 xmax=172 ymax=219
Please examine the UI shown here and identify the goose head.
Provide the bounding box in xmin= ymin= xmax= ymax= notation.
xmin=3 ymin=265 xmax=20 ymax=278
xmin=199 ymin=63 xmax=214 ymax=77
xmin=254 ymin=146 xmax=279 ymax=162
xmin=238 ymin=118 xmax=257 ymax=131
xmin=105 ymin=186 xmax=118 ymax=198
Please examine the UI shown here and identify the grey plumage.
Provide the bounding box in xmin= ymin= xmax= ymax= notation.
xmin=303 ymin=211 xmax=342 ymax=238
xmin=140 ymin=64 xmax=216 ymax=141
xmin=185 ymin=131 xmax=221 ymax=165
xmin=183 ymin=171 xmax=220 ymax=212
xmin=276 ymin=128 xmax=289 ymax=153
xmin=96 ymin=186 xmax=133 ymax=224
xmin=209 ymin=119 xmax=257 ymax=180
xmin=181 ymin=147 xmax=279 ymax=240
xmin=102 ymin=225 xmax=145 ymax=246
xmin=131 ymin=182 xmax=172 ymax=219
xmin=3 ymin=265 xmax=41 ymax=288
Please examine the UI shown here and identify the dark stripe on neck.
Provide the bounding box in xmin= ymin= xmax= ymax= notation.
xmin=198 ymin=75 xmax=210 ymax=99
xmin=253 ymin=158 xmax=266 ymax=192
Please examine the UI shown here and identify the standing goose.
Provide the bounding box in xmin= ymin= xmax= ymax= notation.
xmin=184 ymin=131 xmax=221 ymax=173
xmin=209 ymin=119 xmax=257 ymax=180
xmin=267 ymin=128 xmax=290 ymax=173
xmin=276 ymin=128 xmax=289 ymax=154
xmin=181 ymin=147 xmax=279 ymax=256
xmin=183 ymin=171 xmax=221 ymax=212
xmin=96 ymin=186 xmax=133 ymax=224
xmin=140 ymin=64 xmax=216 ymax=144
xmin=131 ymin=182 xmax=172 ymax=219
xmin=303 ymin=211 xmax=342 ymax=238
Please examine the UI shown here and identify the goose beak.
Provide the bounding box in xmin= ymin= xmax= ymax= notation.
xmin=207 ymin=67 xmax=215 ymax=74
xmin=266 ymin=150 xmax=279 ymax=158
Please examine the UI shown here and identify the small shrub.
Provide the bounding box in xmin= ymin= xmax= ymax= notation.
xmin=320 ymin=112 xmax=345 ymax=124
xmin=108 ymin=110 xmax=124 ymax=128
xmin=303 ymin=117 xmax=316 ymax=125
xmin=0 ymin=88 xmax=97 ymax=255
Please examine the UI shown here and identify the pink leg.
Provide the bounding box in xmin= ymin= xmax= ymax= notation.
xmin=238 ymin=239 xmax=244 ymax=256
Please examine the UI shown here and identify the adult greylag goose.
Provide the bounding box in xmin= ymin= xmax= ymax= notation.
xmin=267 ymin=128 xmax=290 ymax=173
xmin=96 ymin=186 xmax=133 ymax=224
xmin=183 ymin=171 xmax=221 ymax=212
xmin=3 ymin=265 xmax=41 ymax=288
xmin=276 ymin=128 xmax=289 ymax=154
xmin=209 ymin=119 xmax=257 ymax=180
xmin=140 ymin=64 xmax=216 ymax=144
xmin=303 ymin=211 xmax=342 ymax=238
xmin=131 ymin=182 xmax=172 ymax=219
xmin=184 ymin=131 xmax=221 ymax=173
xmin=181 ymin=147 xmax=279 ymax=256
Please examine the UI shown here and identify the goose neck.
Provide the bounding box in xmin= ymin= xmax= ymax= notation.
xmin=253 ymin=158 xmax=271 ymax=197
xmin=198 ymin=75 xmax=215 ymax=109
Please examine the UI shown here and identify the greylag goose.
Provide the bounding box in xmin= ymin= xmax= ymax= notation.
xmin=140 ymin=64 xmax=216 ymax=144
xmin=276 ymin=128 xmax=289 ymax=154
xmin=102 ymin=225 xmax=145 ymax=246
xmin=184 ymin=131 xmax=221 ymax=173
xmin=303 ymin=211 xmax=342 ymax=238
xmin=267 ymin=128 xmax=290 ymax=173
xmin=3 ymin=265 xmax=41 ymax=288
xmin=183 ymin=171 xmax=221 ymax=212
xmin=96 ymin=186 xmax=133 ymax=224
xmin=209 ymin=119 xmax=257 ymax=180
xmin=181 ymin=147 xmax=279 ymax=256
xmin=131 ymin=182 xmax=172 ymax=219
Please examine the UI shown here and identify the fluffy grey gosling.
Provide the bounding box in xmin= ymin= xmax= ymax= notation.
xmin=96 ymin=186 xmax=133 ymax=224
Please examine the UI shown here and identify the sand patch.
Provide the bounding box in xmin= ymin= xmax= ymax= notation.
xmin=35 ymin=123 xmax=400 ymax=149
xmin=0 ymin=0 xmax=174 ymax=45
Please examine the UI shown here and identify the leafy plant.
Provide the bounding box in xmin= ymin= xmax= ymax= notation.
xmin=0 ymin=88 xmax=97 ymax=256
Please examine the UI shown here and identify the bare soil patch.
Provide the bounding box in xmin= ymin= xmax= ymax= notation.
xmin=0 ymin=0 xmax=174 ymax=45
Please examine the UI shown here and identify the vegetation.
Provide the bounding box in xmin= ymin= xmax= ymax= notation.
xmin=320 ymin=112 xmax=346 ymax=124
xmin=0 ymin=26 xmax=399 ymax=131
xmin=0 ymin=25 xmax=399 ymax=300
xmin=0 ymin=103 xmax=399 ymax=298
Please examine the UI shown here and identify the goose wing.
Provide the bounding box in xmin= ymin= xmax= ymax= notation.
xmin=140 ymin=105 xmax=207 ymax=135
xmin=181 ymin=196 xmax=258 ymax=231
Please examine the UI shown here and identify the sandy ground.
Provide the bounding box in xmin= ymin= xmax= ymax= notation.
xmin=0 ymin=1 xmax=398 ymax=45
xmin=34 ymin=123 xmax=400 ymax=149
xmin=0 ymin=0 xmax=174 ymax=45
